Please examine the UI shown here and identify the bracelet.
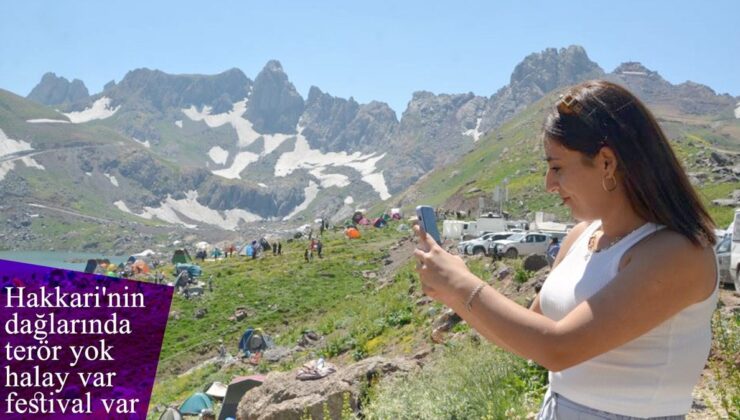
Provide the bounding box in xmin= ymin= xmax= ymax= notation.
xmin=465 ymin=283 xmax=486 ymax=312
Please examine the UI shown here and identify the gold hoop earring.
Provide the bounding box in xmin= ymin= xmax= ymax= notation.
xmin=602 ymin=176 xmax=617 ymax=192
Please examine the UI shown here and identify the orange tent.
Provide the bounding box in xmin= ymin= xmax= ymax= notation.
xmin=345 ymin=227 xmax=361 ymax=239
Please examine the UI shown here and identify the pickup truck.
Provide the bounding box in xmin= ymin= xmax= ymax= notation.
xmin=489 ymin=232 xmax=550 ymax=259
xmin=458 ymin=231 xmax=515 ymax=256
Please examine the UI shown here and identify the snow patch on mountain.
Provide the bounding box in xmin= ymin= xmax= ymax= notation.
xmin=283 ymin=181 xmax=319 ymax=220
xmin=212 ymin=151 xmax=259 ymax=179
xmin=183 ymin=100 xmax=293 ymax=179
xmin=0 ymin=128 xmax=45 ymax=181
xmin=104 ymin=173 xmax=119 ymax=187
xmin=275 ymin=130 xmax=390 ymax=200
xmin=182 ymin=99 xmax=261 ymax=148
xmin=63 ymin=97 xmax=120 ymax=123
xmin=114 ymin=190 xmax=262 ymax=229
xmin=463 ymin=118 xmax=483 ymax=141
xmin=735 ymin=102 xmax=740 ymax=119
xmin=175 ymin=120 xmax=183 ymax=128
xmin=208 ymin=146 xmax=229 ymax=165
xmin=344 ymin=196 xmax=354 ymax=205
xmin=27 ymin=118 xmax=70 ymax=124
xmin=132 ymin=137 xmax=150 ymax=148
xmin=309 ymin=168 xmax=350 ymax=188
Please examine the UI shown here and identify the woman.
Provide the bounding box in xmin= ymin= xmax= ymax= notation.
xmin=413 ymin=80 xmax=718 ymax=419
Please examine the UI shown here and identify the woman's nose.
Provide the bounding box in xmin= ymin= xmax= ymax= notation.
xmin=545 ymin=170 xmax=558 ymax=193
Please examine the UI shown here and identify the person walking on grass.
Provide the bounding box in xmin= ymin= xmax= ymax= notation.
xmin=413 ymin=80 xmax=717 ymax=419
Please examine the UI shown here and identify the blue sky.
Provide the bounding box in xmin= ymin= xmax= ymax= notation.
xmin=1 ymin=0 xmax=738 ymax=114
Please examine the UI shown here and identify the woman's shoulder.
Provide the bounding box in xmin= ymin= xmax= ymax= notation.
xmin=624 ymin=228 xmax=717 ymax=301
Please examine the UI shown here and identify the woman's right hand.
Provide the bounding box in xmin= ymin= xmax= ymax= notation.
xmin=412 ymin=225 xmax=478 ymax=306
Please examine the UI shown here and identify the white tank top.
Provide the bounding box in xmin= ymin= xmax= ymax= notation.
xmin=539 ymin=221 xmax=718 ymax=417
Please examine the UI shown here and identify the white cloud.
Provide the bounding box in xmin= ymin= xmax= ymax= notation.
xmin=283 ymin=181 xmax=319 ymax=220
xmin=62 ymin=97 xmax=120 ymax=123
xmin=208 ymin=146 xmax=229 ymax=165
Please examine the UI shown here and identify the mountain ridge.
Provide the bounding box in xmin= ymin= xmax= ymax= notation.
xmin=4 ymin=45 xmax=737 ymax=252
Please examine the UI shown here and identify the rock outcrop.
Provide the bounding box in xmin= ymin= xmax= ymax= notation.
xmin=237 ymin=356 xmax=418 ymax=420
xmin=246 ymin=60 xmax=305 ymax=134
xmin=27 ymin=72 xmax=89 ymax=105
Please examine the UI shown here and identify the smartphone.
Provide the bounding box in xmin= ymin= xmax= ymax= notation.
xmin=415 ymin=205 xmax=442 ymax=246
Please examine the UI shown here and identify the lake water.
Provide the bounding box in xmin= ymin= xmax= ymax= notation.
xmin=0 ymin=251 xmax=127 ymax=272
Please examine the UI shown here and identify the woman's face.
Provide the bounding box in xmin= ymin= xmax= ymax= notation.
xmin=544 ymin=137 xmax=611 ymax=221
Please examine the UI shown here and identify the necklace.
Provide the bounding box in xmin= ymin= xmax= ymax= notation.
xmin=585 ymin=224 xmax=643 ymax=260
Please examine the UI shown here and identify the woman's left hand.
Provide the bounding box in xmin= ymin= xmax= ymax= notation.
xmin=413 ymin=225 xmax=476 ymax=305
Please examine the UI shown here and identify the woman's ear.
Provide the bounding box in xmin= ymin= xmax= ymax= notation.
xmin=598 ymin=146 xmax=618 ymax=176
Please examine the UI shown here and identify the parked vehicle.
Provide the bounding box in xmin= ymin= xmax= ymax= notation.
xmin=490 ymin=232 xmax=550 ymax=259
xmin=716 ymin=234 xmax=735 ymax=289
xmin=725 ymin=209 xmax=740 ymax=291
xmin=458 ymin=231 xmax=515 ymax=256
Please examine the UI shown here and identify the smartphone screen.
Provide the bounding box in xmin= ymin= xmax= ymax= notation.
xmin=416 ymin=205 xmax=442 ymax=245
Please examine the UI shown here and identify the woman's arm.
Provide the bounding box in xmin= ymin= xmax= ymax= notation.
xmin=415 ymin=228 xmax=716 ymax=371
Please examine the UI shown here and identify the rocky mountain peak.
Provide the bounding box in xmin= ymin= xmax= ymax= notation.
xmin=510 ymin=45 xmax=604 ymax=91
xmin=479 ymin=45 xmax=604 ymax=132
xmin=245 ymin=60 xmax=305 ymax=134
xmin=27 ymin=72 xmax=89 ymax=106
xmin=112 ymin=67 xmax=251 ymax=112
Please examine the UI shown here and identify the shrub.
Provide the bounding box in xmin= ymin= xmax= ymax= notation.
xmin=706 ymin=310 xmax=740 ymax=419
xmin=363 ymin=340 xmax=546 ymax=419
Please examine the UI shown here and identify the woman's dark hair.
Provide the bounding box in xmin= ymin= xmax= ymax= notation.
xmin=544 ymin=80 xmax=716 ymax=246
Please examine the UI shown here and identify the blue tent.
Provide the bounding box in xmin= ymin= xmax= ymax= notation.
xmin=179 ymin=392 xmax=212 ymax=415
xmin=238 ymin=327 xmax=266 ymax=355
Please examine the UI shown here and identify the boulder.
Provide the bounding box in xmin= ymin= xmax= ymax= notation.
xmin=236 ymin=356 xmax=418 ymax=420
xmin=523 ymin=254 xmax=549 ymax=272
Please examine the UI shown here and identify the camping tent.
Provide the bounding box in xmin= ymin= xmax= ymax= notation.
xmin=240 ymin=244 xmax=254 ymax=257
xmin=218 ymin=375 xmax=265 ymax=420
xmin=171 ymin=249 xmax=192 ymax=265
xmin=205 ymin=381 xmax=227 ymax=399
xmin=158 ymin=407 xmax=183 ymax=420
xmin=372 ymin=218 xmax=387 ymax=228
xmin=84 ymin=259 xmax=97 ymax=274
xmin=238 ymin=328 xmax=267 ymax=355
xmin=345 ymin=227 xmax=361 ymax=239
xmin=179 ymin=392 xmax=212 ymax=415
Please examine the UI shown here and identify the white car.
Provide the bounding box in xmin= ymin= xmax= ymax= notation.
xmin=716 ymin=234 xmax=739 ymax=291
xmin=490 ymin=232 xmax=550 ymax=259
xmin=458 ymin=232 xmax=514 ymax=256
